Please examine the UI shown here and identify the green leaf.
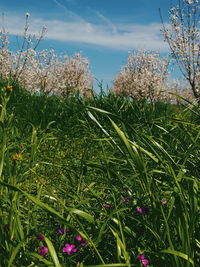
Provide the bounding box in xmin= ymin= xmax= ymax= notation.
xmin=161 ymin=249 xmax=194 ymax=265
xmin=44 ymin=237 xmax=62 ymax=267
xmin=29 ymin=252 xmax=54 ymax=265
xmin=0 ymin=181 xmax=94 ymax=225
xmin=8 ymin=241 xmax=24 ymax=267
xmin=85 ymin=264 xmax=135 ymax=267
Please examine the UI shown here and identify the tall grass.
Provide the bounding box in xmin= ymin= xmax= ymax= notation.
xmin=0 ymin=81 xmax=199 ymax=266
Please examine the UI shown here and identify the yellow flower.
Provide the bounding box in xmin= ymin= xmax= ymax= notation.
xmin=11 ymin=153 xmax=23 ymax=160
xmin=7 ymin=85 xmax=13 ymax=92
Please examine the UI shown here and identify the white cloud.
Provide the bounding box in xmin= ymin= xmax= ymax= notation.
xmin=1 ymin=13 xmax=169 ymax=52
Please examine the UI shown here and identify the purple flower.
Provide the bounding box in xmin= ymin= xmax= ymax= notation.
xmin=75 ymin=235 xmax=82 ymax=241
xmin=136 ymin=207 xmax=148 ymax=214
xmin=138 ymin=254 xmax=145 ymax=260
xmin=137 ymin=254 xmax=149 ymax=266
xmin=36 ymin=234 xmax=45 ymax=241
xmin=75 ymin=235 xmax=87 ymax=247
xmin=57 ymin=228 xmax=67 ymax=235
xmin=4 ymin=224 xmax=9 ymax=230
xmin=80 ymin=240 xmax=87 ymax=247
xmin=103 ymin=204 xmax=111 ymax=209
xmin=122 ymin=197 xmax=131 ymax=202
xmin=136 ymin=207 xmax=144 ymax=213
xmin=141 ymin=259 xmax=149 ymax=266
xmin=160 ymin=199 xmax=168 ymax=204
xmin=37 ymin=246 xmax=48 ymax=257
xmin=63 ymin=243 xmax=78 ymax=255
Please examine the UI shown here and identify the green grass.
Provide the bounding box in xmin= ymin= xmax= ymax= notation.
xmin=0 ymin=81 xmax=199 ymax=267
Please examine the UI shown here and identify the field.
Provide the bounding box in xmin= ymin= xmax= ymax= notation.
xmin=0 ymin=81 xmax=199 ymax=267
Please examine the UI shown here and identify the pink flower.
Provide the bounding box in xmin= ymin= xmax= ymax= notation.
xmin=37 ymin=246 xmax=48 ymax=257
xmin=141 ymin=258 xmax=149 ymax=266
xmin=136 ymin=207 xmax=148 ymax=214
xmin=75 ymin=235 xmax=87 ymax=247
xmin=160 ymin=199 xmax=168 ymax=204
xmin=137 ymin=254 xmax=149 ymax=266
xmin=57 ymin=228 xmax=67 ymax=234
xmin=75 ymin=235 xmax=82 ymax=241
xmin=103 ymin=204 xmax=111 ymax=208
xmin=122 ymin=197 xmax=131 ymax=202
xmin=63 ymin=243 xmax=78 ymax=255
xmin=80 ymin=239 xmax=87 ymax=246
xmin=136 ymin=208 xmax=144 ymax=213
xmin=138 ymin=254 xmax=145 ymax=260
xmin=4 ymin=224 xmax=10 ymax=229
xmin=36 ymin=234 xmax=44 ymax=241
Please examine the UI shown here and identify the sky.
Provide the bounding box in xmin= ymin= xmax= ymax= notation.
xmin=0 ymin=0 xmax=177 ymax=91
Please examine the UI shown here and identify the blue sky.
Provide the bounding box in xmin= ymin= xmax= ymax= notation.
xmin=0 ymin=0 xmax=176 ymax=90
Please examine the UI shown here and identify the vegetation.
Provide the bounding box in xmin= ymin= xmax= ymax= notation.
xmin=0 ymin=1 xmax=199 ymax=266
xmin=160 ymin=0 xmax=200 ymax=102
xmin=0 ymin=81 xmax=199 ymax=266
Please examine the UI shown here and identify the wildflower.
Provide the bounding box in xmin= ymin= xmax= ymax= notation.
xmin=57 ymin=228 xmax=67 ymax=234
xmin=75 ymin=235 xmax=82 ymax=241
xmin=63 ymin=243 xmax=78 ymax=255
xmin=136 ymin=207 xmax=148 ymax=214
xmin=7 ymin=85 xmax=13 ymax=92
xmin=138 ymin=254 xmax=145 ymax=260
xmin=80 ymin=240 xmax=87 ymax=247
xmin=4 ymin=224 xmax=9 ymax=230
xmin=122 ymin=197 xmax=131 ymax=202
xmin=141 ymin=258 xmax=149 ymax=266
xmin=11 ymin=153 xmax=23 ymax=160
xmin=25 ymin=12 xmax=30 ymax=17
xmin=137 ymin=254 xmax=149 ymax=266
xmin=36 ymin=234 xmax=44 ymax=241
xmin=160 ymin=199 xmax=168 ymax=204
xmin=37 ymin=246 xmax=48 ymax=257
xmin=103 ymin=204 xmax=111 ymax=209
xmin=75 ymin=235 xmax=87 ymax=247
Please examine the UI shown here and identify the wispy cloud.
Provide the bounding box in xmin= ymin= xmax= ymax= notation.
xmin=52 ymin=0 xmax=84 ymax=22
xmin=95 ymin=11 xmax=118 ymax=34
xmin=1 ymin=13 xmax=168 ymax=52
xmin=64 ymin=0 xmax=76 ymax=4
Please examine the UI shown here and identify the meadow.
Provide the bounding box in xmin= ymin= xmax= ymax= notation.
xmin=0 ymin=80 xmax=199 ymax=267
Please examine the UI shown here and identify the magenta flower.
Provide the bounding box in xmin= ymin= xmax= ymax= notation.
xmin=136 ymin=207 xmax=148 ymax=214
xmin=141 ymin=259 xmax=149 ymax=266
xmin=75 ymin=235 xmax=87 ymax=247
xmin=37 ymin=246 xmax=48 ymax=257
xmin=138 ymin=254 xmax=145 ymax=260
xmin=122 ymin=197 xmax=131 ymax=202
xmin=136 ymin=207 xmax=144 ymax=213
xmin=103 ymin=204 xmax=111 ymax=208
xmin=63 ymin=243 xmax=78 ymax=255
xmin=75 ymin=235 xmax=82 ymax=241
xmin=36 ymin=234 xmax=44 ymax=241
xmin=137 ymin=254 xmax=149 ymax=266
xmin=4 ymin=224 xmax=10 ymax=229
xmin=160 ymin=199 xmax=168 ymax=204
xmin=57 ymin=228 xmax=67 ymax=234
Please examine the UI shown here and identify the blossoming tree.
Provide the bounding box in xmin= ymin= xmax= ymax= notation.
xmin=160 ymin=0 xmax=200 ymax=102
xmin=0 ymin=14 xmax=93 ymax=97
xmin=112 ymin=50 xmax=169 ymax=102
